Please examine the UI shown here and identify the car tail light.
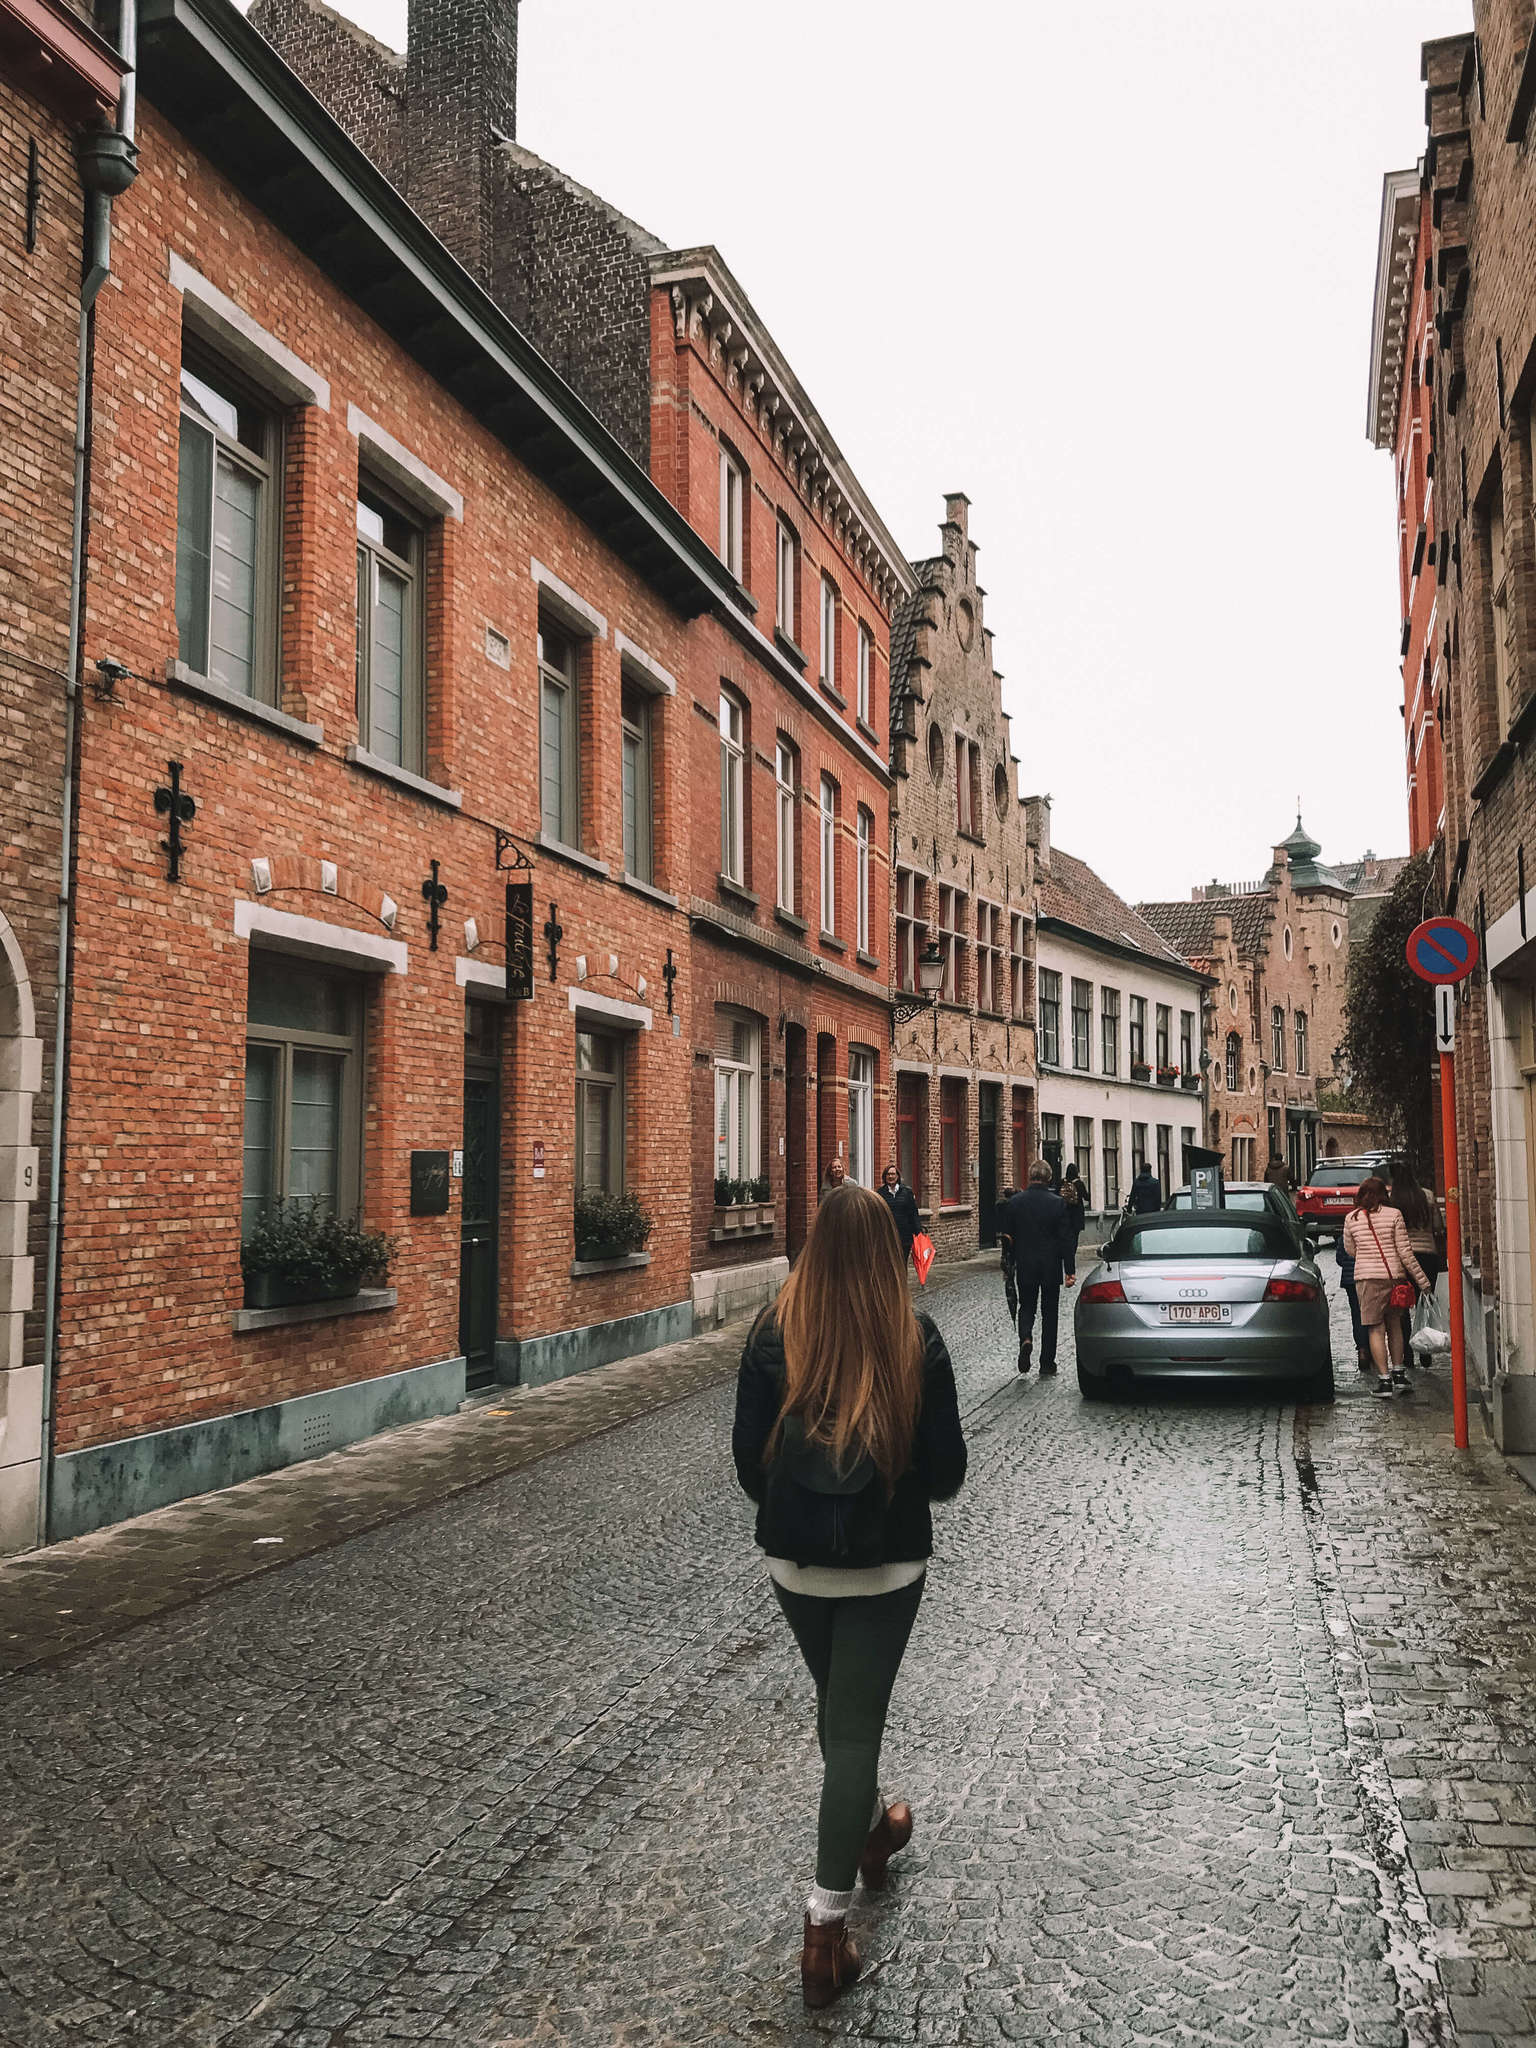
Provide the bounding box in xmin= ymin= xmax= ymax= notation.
xmin=1264 ymin=1277 xmax=1319 ymax=1303
xmin=1081 ymin=1279 xmax=1125 ymax=1304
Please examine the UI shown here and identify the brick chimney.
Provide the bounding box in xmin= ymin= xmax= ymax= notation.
xmin=406 ymin=0 xmax=518 ymax=284
xmin=1024 ymin=793 xmax=1051 ymax=873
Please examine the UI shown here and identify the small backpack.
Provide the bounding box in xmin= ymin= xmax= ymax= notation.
xmin=761 ymin=1413 xmax=889 ymax=1569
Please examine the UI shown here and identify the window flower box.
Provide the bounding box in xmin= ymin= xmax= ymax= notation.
xmin=1156 ymin=1066 xmax=1179 ymax=1087
xmin=1130 ymin=1061 xmax=1152 ymax=1083
xmin=574 ymin=1188 xmax=653 ymax=1264
xmin=240 ymin=1201 xmax=395 ymax=1312
xmin=1180 ymin=1074 xmax=1201 ymax=1092
xmin=711 ymin=1201 xmax=776 ymax=1244
xmin=243 ymin=1271 xmax=359 ymax=1311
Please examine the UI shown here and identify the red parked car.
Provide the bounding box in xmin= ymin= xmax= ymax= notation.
xmin=1294 ymin=1157 xmax=1391 ymax=1242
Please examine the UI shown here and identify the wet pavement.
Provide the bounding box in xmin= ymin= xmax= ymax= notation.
xmin=3 ymin=1259 xmax=1536 ymax=2044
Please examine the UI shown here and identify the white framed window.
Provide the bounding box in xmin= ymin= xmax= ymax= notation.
xmin=719 ymin=446 xmax=743 ymax=579
xmin=819 ymin=773 xmax=838 ymax=934
xmin=897 ymin=868 xmax=928 ymax=993
xmin=1295 ymin=1009 xmax=1309 ymax=1076
xmin=719 ymin=690 xmax=745 ymax=883
xmin=243 ymin=953 xmax=364 ymax=1237
xmin=848 ymin=1046 xmax=875 ymax=1187
xmin=1101 ymin=987 xmax=1120 ymax=1075
xmin=176 ymin=351 xmax=280 ymax=702
xmin=539 ymin=617 xmax=581 ymax=847
xmin=938 ymin=885 xmax=967 ymax=1004
xmin=775 ymin=739 xmax=797 ymax=914
xmin=1038 ymin=968 xmax=1061 ymax=1067
xmin=1009 ymin=912 xmax=1029 ymax=1021
xmin=776 ymin=520 xmax=796 ymax=638
xmin=621 ymin=680 xmax=653 ymax=885
xmin=977 ymin=902 xmax=1003 ymax=1013
xmin=856 ymin=806 xmax=872 ymax=953
xmin=356 ymin=478 xmax=425 ymax=772
xmin=856 ymin=622 xmax=872 ymax=726
xmin=714 ymin=1007 xmax=761 ymax=1184
xmin=576 ymin=1028 xmax=625 ymax=1194
xmin=1271 ymin=1005 xmax=1286 ymax=1071
xmin=820 ymin=576 xmax=838 ymax=689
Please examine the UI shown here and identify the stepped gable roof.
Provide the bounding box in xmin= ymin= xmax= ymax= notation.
xmin=1041 ymin=851 xmax=1200 ymax=975
xmin=1137 ymin=894 xmax=1270 ymax=963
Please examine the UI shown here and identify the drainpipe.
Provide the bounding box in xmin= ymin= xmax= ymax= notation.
xmin=36 ymin=5 xmax=139 ymax=1550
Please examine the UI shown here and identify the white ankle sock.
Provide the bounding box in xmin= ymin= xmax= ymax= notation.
xmin=807 ymin=1883 xmax=854 ymax=1924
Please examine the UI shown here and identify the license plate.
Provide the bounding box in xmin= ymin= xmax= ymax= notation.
xmin=1161 ymin=1304 xmax=1232 ymax=1324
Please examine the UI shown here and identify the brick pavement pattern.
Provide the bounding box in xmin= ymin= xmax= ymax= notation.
xmin=2 ymin=1264 xmax=1535 ymax=2043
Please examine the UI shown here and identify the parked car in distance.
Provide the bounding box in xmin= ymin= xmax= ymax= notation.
xmin=1294 ymin=1160 xmax=1381 ymax=1242
xmin=1074 ymin=1210 xmax=1333 ymax=1404
xmin=1166 ymin=1180 xmax=1304 ymax=1247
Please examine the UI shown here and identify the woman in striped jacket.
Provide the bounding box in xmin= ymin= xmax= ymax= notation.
xmin=1341 ymin=1175 xmax=1431 ymax=1398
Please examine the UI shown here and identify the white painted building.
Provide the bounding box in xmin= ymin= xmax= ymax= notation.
xmin=1032 ymin=821 xmax=1210 ymax=1234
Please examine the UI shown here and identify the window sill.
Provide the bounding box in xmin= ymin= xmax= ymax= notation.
xmin=856 ymin=949 xmax=880 ymax=970
xmin=957 ymin=828 xmax=987 ymax=848
xmin=346 ymin=745 xmax=463 ymax=808
xmin=166 ymin=661 xmax=323 ymax=746
xmin=774 ymin=905 xmax=808 ymax=935
xmin=818 ymin=677 xmax=847 ymax=710
xmin=621 ymin=873 xmax=680 ymax=910
xmin=856 ymin=717 xmax=880 ymax=746
xmin=774 ymin=627 xmax=807 ymax=671
xmin=718 ymin=874 xmax=759 ymax=908
xmin=232 ymin=1286 xmax=396 ymax=1333
xmin=938 ymin=1204 xmax=973 ymax=1219
xmin=538 ymin=833 xmax=611 ymax=879
xmin=819 ymin=931 xmax=847 ymax=954
xmin=570 ymin=1251 xmax=651 ymax=1277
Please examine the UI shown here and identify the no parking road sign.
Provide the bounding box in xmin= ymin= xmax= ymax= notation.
xmin=1406 ymin=916 xmax=1479 ymax=985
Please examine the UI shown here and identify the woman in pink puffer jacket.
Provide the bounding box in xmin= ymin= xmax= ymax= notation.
xmin=1341 ymin=1175 xmax=1430 ymax=1398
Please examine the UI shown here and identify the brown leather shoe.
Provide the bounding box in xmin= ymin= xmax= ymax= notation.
xmin=801 ymin=1913 xmax=861 ymax=2009
xmin=860 ymin=1801 xmax=914 ymax=1890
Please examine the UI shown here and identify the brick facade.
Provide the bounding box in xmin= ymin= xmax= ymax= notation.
xmin=888 ymin=496 xmax=1036 ymax=1262
xmin=1387 ymin=10 xmax=1536 ymax=1448
xmin=1140 ymin=824 xmax=1354 ymax=1186
xmin=0 ymin=4 xmax=126 ymax=1550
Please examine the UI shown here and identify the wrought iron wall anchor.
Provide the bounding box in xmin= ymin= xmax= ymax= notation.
xmin=662 ymin=946 xmax=678 ymax=1016
xmin=544 ymin=902 xmax=564 ymax=981
xmin=421 ymin=860 xmax=448 ymax=950
xmin=494 ymin=828 xmax=534 ymax=872
xmin=153 ymin=761 xmax=196 ymax=883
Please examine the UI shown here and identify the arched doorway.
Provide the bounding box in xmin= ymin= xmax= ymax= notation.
xmin=0 ymin=907 xmax=42 ymax=1555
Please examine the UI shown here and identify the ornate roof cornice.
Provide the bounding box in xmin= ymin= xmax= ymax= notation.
xmin=652 ymin=247 xmax=914 ymax=612
xmin=1367 ymin=166 xmax=1423 ymax=450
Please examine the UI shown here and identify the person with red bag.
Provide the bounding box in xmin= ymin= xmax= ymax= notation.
xmin=879 ymin=1163 xmax=921 ymax=1266
xmin=1341 ymin=1174 xmax=1431 ymax=1398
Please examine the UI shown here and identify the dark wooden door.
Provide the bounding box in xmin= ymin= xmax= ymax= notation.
xmin=459 ymin=1004 xmax=501 ymax=1391
xmin=978 ymin=1085 xmax=1000 ymax=1246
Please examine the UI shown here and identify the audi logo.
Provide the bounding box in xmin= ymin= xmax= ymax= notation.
xmin=1178 ymin=1287 xmax=1208 ymax=1299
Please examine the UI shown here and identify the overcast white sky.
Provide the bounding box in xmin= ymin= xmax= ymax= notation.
xmin=273 ymin=0 xmax=1471 ymax=903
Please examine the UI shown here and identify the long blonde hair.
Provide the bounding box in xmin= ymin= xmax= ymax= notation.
xmin=770 ymin=1181 xmax=925 ymax=1489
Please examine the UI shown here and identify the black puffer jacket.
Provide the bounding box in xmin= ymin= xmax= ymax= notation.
xmin=732 ymin=1309 xmax=967 ymax=1568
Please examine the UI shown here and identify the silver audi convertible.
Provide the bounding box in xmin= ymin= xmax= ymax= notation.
xmin=1073 ymin=1210 xmax=1334 ymax=1404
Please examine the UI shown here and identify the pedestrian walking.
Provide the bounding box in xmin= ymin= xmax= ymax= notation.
xmin=1334 ymin=1238 xmax=1371 ymax=1374
xmin=878 ymin=1164 xmax=921 ymax=1264
xmin=1060 ymin=1163 xmax=1088 ymax=1263
xmin=1388 ymin=1157 xmax=1441 ymax=1363
xmin=1265 ymin=1155 xmax=1295 ymax=1196
xmin=820 ymin=1156 xmax=846 ymax=1200
xmin=1340 ymin=1174 xmax=1431 ymax=1397
xmin=999 ymin=1159 xmax=1078 ymax=1377
xmin=732 ymin=1183 xmax=967 ymax=2011
xmin=1127 ymin=1160 xmax=1162 ymax=1216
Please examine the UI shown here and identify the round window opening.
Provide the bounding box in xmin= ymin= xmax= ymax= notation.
xmin=1229 ymin=984 xmax=1238 ymax=1012
xmin=1331 ymin=920 xmax=1342 ymax=947
xmin=926 ymin=722 xmax=944 ymax=779
xmin=1283 ymin=925 xmax=1292 ymax=959
xmin=1249 ymin=1066 xmax=1258 ymax=1090
xmin=956 ymin=598 xmax=975 ymax=651
xmin=994 ymin=762 xmax=1009 ymax=814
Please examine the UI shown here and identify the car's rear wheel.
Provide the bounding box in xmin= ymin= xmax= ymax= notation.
xmin=1078 ymin=1364 xmax=1110 ymax=1401
xmin=1297 ymin=1359 xmax=1335 ymax=1406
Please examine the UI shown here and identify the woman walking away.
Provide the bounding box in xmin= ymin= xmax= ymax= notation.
xmin=733 ymin=1182 xmax=967 ymax=2009
xmin=1061 ymin=1164 xmax=1088 ymax=1264
xmin=1341 ymin=1174 xmax=1431 ymax=1397
xmin=1389 ymin=1157 xmax=1441 ymax=1363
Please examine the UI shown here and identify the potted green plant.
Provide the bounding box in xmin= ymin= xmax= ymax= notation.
xmin=1131 ymin=1059 xmax=1152 ymax=1082
xmin=714 ymin=1174 xmax=736 ymax=1207
xmin=749 ymin=1175 xmax=770 ymax=1203
xmin=241 ymin=1200 xmax=395 ymax=1310
xmin=574 ymin=1187 xmax=654 ymax=1262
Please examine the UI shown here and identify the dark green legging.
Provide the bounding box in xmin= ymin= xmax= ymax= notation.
xmin=773 ymin=1575 xmax=925 ymax=1892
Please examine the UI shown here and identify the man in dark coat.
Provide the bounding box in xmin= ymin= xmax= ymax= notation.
xmin=998 ymin=1159 xmax=1078 ymax=1377
xmin=879 ymin=1164 xmax=921 ymax=1263
xmin=1128 ymin=1163 xmax=1162 ymax=1215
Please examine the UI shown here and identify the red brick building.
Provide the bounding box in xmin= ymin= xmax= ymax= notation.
xmin=1369 ymin=169 xmax=1444 ymax=858
xmin=28 ymin=0 xmax=749 ymax=1543
xmin=254 ymin=0 xmax=911 ymax=1331
xmin=1376 ymin=12 xmax=1536 ymax=1450
xmin=0 ymin=0 xmax=128 ymax=1550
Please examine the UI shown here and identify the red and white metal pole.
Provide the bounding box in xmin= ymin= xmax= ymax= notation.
xmin=1439 ymin=1041 xmax=1469 ymax=1450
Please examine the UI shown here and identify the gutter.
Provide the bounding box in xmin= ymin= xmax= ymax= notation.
xmin=37 ymin=1 xmax=139 ymax=1550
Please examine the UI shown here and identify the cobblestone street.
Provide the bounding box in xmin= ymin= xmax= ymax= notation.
xmin=6 ymin=1265 xmax=1536 ymax=2046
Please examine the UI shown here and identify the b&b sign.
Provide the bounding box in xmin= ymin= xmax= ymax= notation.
xmin=505 ymin=881 xmax=534 ymax=1001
